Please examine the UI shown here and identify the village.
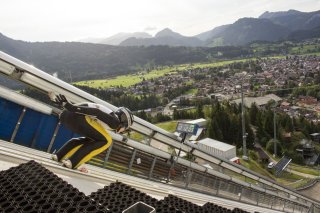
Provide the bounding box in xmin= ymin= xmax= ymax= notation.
xmin=121 ymin=55 xmax=320 ymax=124
xmin=123 ymin=55 xmax=320 ymax=168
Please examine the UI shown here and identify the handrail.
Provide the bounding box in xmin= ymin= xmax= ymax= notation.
xmin=0 ymin=50 xmax=318 ymax=206
xmin=110 ymin=133 xmax=311 ymax=207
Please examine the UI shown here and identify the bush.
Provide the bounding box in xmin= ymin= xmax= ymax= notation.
xmin=266 ymin=139 xmax=283 ymax=155
xmin=260 ymin=137 xmax=268 ymax=147
xmin=291 ymin=131 xmax=306 ymax=143
xmin=249 ymin=150 xmax=258 ymax=161
xmin=284 ymin=150 xmax=305 ymax=165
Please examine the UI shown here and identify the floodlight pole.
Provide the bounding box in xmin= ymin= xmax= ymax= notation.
xmin=273 ymin=107 xmax=277 ymax=157
xmin=241 ymin=81 xmax=248 ymax=161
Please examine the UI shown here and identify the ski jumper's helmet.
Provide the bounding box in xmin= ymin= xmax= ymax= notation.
xmin=115 ymin=107 xmax=134 ymax=130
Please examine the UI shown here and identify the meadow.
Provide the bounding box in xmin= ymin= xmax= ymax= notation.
xmin=74 ymin=58 xmax=250 ymax=89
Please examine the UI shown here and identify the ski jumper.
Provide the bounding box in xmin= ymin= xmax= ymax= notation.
xmin=55 ymin=103 xmax=120 ymax=169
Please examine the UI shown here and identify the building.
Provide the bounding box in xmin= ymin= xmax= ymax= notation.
xmin=296 ymin=139 xmax=318 ymax=165
xmin=186 ymin=119 xmax=207 ymax=141
xmin=298 ymin=96 xmax=318 ymax=106
xmin=195 ymin=138 xmax=236 ymax=160
xmin=310 ymin=133 xmax=320 ymax=143
xmin=232 ymin=94 xmax=282 ymax=108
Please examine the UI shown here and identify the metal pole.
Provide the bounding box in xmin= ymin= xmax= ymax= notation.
xmin=10 ymin=107 xmax=27 ymax=143
xmin=148 ymin=157 xmax=157 ymax=180
xmin=185 ymin=167 xmax=192 ymax=189
xmin=31 ymin=116 xmax=45 ymax=148
xmin=47 ymin=122 xmax=61 ymax=153
xmin=241 ymin=82 xmax=248 ymax=160
xmin=103 ymin=142 xmax=113 ymax=168
xmin=127 ymin=149 xmax=137 ymax=175
xmin=256 ymin=192 xmax=260 ymax=205
xmin=145 ymin=131 xmax=155 ymax=145
xmin=307 ymin=204 xmax=314 ymax=213
xmin=239 ymin=187 xmax=243 ymax=201
xmin=216 ymin=179 xmax=221 ymax=195
xmin=167 ymin=132 xmax=187 ymax=182
xmin=270 ymin=196 xmax=275 ymax=209
xmin=274 ymin=107 xmax=277 ymax=157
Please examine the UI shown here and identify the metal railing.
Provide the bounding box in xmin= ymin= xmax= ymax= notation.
xmin=88 ymin=140 xmax=313 ymax=212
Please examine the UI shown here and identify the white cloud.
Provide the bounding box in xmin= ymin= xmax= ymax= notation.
xmin=0 ymin=0 xmax=318 ymax=41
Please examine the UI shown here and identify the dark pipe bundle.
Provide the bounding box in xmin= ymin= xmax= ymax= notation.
xmin=0 ymin=161 xmax=252 ymax=213
xmin=0 ymin=161 xmax=108 ymax=213
xmin=90 ymin=182 xmax=252 ymax=213
xmin=90 ymin=181 xmax=181 ymax=213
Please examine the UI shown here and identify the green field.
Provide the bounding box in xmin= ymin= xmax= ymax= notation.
xmin=184 ymin=88 xmax=198 ymax=95
xmin=75 ymin=69 xmax=173 ymax=88
xmin=74 ymin=59 xmax=251 ymax=89
xmin=240 ymin=158 xmax=274 ymax=179
xmin=129 ymin=120 xmax=178 ymax=142
xmin=290 ymin=44 xmax=320 ymax=54
xmin=302 ymin=52 xmax=320 ymax=56
xmin=189 ymin=59 xmax=249 ymax=69
xmin=251 ymin=41 xmax=320 ymax=57
xmin=155 ymin=121 xmax=178 ymax=132
xmin=289 ymin=165 xmax=320 ymax=176
xmin=239 ymin=158 xmax=311 ymax=188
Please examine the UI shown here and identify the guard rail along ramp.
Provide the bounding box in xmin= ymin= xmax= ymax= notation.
xmin=0 ymin=51 xmax=319 ymax=212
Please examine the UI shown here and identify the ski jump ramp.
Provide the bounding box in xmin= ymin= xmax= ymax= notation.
xmin=0 ymin=50 xmax=319 ymax=212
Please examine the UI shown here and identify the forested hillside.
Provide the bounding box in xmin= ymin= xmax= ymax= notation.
xmin=0 ymin=33 xmax=251 ymax=82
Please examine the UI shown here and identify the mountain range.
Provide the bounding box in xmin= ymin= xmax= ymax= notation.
xmin=79 ymin=32 xmax=152 ymax=45
xmin=82 ymin=9 xmax=320 ymax=47
xmin=0 ymin=32 xmax=251 ymax=85
xmin=0 ymin=9 xmax=320 ymax=86
xmin=120 ymin=28 xmax=203 ymax=47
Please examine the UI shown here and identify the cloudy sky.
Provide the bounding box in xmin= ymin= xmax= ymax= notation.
xmin=1 ymin=0 xmax=319 ymax=42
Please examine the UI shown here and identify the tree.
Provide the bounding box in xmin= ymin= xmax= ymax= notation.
xmin=255 ymin=110 xmax=270 ymax=145
xmin=283 ymin=116 xmax=294 ymax=132
xmin=284 ymin=150 xmax=304 ymax=164
xmin=290 ymin=131 xmax=306 ymax=143
xmin=207 ymin=119 xmax=223 ymax=141
xmin=196 ymin=104 xmax=205 ymax=118
xmin=153 ymin=113 xmax=172 ymax=123
xmin=263 ymin=109 xmax=274 ymax=138
xmin=249 ymin=103 xmax=259 ymax=125
xmin=173 ymin=109 xmax=179 ymax=120
xmin=246 ymin=122 xmax=255 ymax=149
xmin=228 ymin=115 xmax=240 ymax=146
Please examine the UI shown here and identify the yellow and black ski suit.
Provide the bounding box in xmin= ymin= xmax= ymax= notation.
xmin=55 ymin=102 xmax=119 ymax=169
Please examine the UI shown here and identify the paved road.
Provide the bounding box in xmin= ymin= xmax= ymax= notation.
xmin=163 ymin=100 xmax=174 ymax=116
xmin=299 ymin=181 xmax=320 ymax=202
